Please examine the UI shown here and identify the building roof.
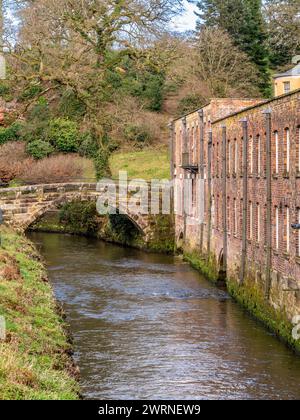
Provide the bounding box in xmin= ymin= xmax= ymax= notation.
xmin=212 ymin=87 xmax=300 ymax=125
xmin=274 ymin=63 xmax=300 ymax=79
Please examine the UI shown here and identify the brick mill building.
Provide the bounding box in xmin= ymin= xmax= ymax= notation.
xmin=170 ymin=89 xmax=300 ymax=327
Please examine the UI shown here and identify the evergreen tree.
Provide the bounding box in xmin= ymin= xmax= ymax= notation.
xmin=192 ymin=0 xmax=271 ymax=97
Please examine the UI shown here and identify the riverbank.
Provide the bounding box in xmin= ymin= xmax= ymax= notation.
xmin=0 ymin=227 xmax=79 ymax=400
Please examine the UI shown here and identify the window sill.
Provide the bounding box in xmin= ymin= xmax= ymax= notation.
xmin=296 ymin=257 xmax=300 ymax=265
xmin=283 ymin=172 xmax=290 ymax=179
xmin=283 ymin=252 xmax=290 ymax=260
xmin=272 ymin=173 xmax=279 ymax=180
xmin=296 ymin=172 xmax=300 ymax=179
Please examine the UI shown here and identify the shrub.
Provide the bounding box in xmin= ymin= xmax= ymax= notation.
xmin=78 ymin=132 xmax=98 ymax=158
xmin=94 ymin=149 xmax=111 ymax=180
xmin=0 ymin=122 xmax=23 ymax=145
xmin=124 ymin=124 xmax=151 ymax=145
xmin=49 ymin=118 xmax=79 ymax=153
xmin=177 ymin=94 xmax=207 ymax=116
xmin=19 ymin=154 xmax=88 ymax=184
xmin=19 ymin=85 xmax=43 ymax=101
xmin=0 ymin=142 xmax=29 ymax=184
xmin=26 ymin=140 xmax=54 ymax=160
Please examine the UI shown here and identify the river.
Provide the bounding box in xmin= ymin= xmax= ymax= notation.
xmin=28 ymin=232 xmax=300 ymax=400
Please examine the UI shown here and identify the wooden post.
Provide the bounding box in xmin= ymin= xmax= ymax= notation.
xmin=207 ymin=130 xmax=213 ymax=260
xmin=198 ymin=110 xmax=205 ymax=252
xmin=222 ymin=125 xmax=228 ymax=275
xmin=264 ymin=109 xmax=273 ymax=300
xmin=240 ymin=119 xmax=248 ymax=285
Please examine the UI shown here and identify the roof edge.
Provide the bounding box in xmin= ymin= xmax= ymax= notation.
xmin=212 ymin=88 xmax=300 ymax=126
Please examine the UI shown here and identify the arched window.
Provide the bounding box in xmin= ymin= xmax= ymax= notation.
xmin=234 ymin=198 xmax=237 ymax=236
xmin=275 ymin=206 xmax=279 ymax=250
xmin=285 ymin=128 xmax=290 ymax=174
xmin=285 ymin=207 xmax=290 ymax=253
xmin=249 ymin=202 xmax=253 ymax=240
xmin=298 ymin=208 xmax=300 ymax=257
xmin=257 ymin=203 xmax=261 ymax=243
xmin=240 ymin=137 xmax=244 ymax=175
xmin=297 ymin=127 xmax=300 ymax=173
xmin=227 ymin=197 xmax=231 ymax=234
xmin=249 ymin=136 xmax=253 ymax=174
xmin=257 ymin=135 xmax=261 ymax=175
xmin=228 ymin=140 xmax=231 ymax=175
xmin=234 ymin=138 xmax=238 ymax=175
xmin=274 ymin=131 xmax=279 ymax=174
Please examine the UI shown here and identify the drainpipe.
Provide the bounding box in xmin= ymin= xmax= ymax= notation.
xmin=222 ymin=125 xmax=228 ymax=276
xmin=240 ymin=119 xmax=248 ymax=285
xmin=182 ymin=117 xmax=187 ymax=241
xmin=263 ymin=109 xmax=272 ymax=300
xmin=198 ymin=110 xmax=205 ymax=253
xmin=207 ymin=130 xmax=213 ymax=260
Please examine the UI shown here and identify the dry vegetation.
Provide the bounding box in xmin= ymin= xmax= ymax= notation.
xmin=0 ymin=142 xmax=95 ymax=184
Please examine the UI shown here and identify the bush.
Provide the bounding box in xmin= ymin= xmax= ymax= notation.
xmin=0 ymin=142 xmax=29 ymax=184
xmin=78 ymin=132 xmax=98 ymax=158
xmin=0 ymin=122 xmax=23 ymax=145
xmin=26 ymin=140 xmax=54 ymax=160
xmin=19 ymin=154 xmax=88 ymax=184
xmin=94 ymin=149 xmax=111 ymax=180
xmin=124 ymin=124 xmax=151 ymax=145
xmin=177 ymin=94 xmax=207 ymax=116
xmin=49 ymin=118 xmax=79 ymax=153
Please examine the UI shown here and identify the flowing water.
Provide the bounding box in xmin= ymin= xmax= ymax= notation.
xmin=28 ymin=232 xmax=300 ymax=400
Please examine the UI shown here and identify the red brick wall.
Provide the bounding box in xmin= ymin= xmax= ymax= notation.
xmin=172 ymin=91 xmax=300 ymax=320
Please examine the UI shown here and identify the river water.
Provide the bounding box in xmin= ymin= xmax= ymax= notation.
xmin=28 ymin=232 xmax=300 ymax=400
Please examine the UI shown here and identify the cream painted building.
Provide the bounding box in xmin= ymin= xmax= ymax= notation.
xmin=273 ymin=56 xmax=300 ymax=97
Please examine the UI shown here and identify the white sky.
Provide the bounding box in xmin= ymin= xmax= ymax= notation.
xmin=172 ymin=1 xmax=198 ymax=32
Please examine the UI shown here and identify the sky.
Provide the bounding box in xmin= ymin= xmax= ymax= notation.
xmin=172 ymin=1 xmax=198 ymax=32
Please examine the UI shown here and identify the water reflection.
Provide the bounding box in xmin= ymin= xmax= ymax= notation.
xmin=29 ymin=232 xmax=300 ymax=400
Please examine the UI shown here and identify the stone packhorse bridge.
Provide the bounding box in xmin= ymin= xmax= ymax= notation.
xmin=0 ymin=182 xmax=160 ymax=241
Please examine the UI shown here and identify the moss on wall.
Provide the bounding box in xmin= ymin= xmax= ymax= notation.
xmin=183 ymin=251 xmax=219 ymax=285
xmin=29 ymin=203 xmax=175 ymax=254
xmin=182 ymin=249 xmax=300 ymax=354
xmin=227 ymin=278 xmax=300 ymax=354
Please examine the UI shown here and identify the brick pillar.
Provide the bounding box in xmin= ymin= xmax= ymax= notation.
xmin=240 ymin=119 xmax=249 ymax=285
xmin=198 ymin=110 xmax=205 ymax=252
xmin=222 ymin=125 xmax=228 ymax=275
xmin=263 ymin=109 xmax=273 ymax=299
xmin=207 ymin=130 xmax=213 ymax=259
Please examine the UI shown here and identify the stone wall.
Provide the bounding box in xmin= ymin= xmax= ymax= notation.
xmin=171 ymin=90 xmax=300 ymax=349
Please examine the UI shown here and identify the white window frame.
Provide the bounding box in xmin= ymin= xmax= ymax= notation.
xmin=275 ymin=131 xmax=279 ymax=174
xmin=275 ymin=206 xmax=279 ymax=250
xmin=286 ymin=128 xmax=290 ymax=173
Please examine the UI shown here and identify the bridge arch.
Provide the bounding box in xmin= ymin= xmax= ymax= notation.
xmin=0 ymin=183 xmax=153 ymax=241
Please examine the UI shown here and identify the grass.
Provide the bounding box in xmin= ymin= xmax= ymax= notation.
xmin=0 ymin=227 xmax=79 ymax=400
xmin=109 ymin=146 xmax=170 ymax=180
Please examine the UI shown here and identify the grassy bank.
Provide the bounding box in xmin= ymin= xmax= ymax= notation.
xmin=109 ymin=147 xmax=170 ymax=180
xmin=0 ymin=227 xmax=79 ymax=400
